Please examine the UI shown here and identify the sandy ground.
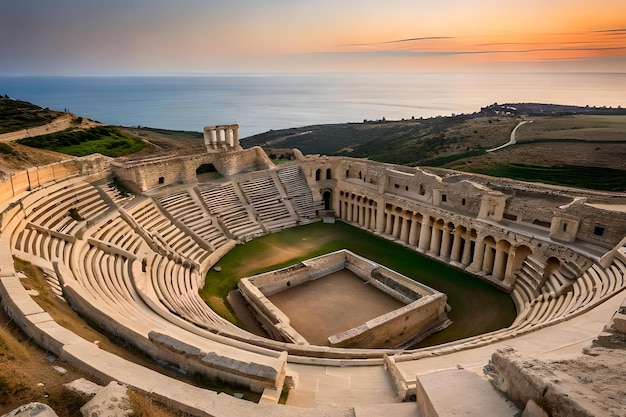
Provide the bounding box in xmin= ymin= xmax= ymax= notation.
xmin=268 ymin=269 xmax=404 ymax=345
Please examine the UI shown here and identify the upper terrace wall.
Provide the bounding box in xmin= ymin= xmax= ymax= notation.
xmin=0 ymin=155 xmax=111 ymax=208
xmin=112 ymin=147 xmax=274 ymax=193
xmin=297 ymin=155 xmax=626 ymax=249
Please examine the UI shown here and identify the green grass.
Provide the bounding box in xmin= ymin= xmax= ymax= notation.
xmin=201 ymin=221 xmax=516 ymax=347
xmin=0 ymin=143 xmax=17 ymax=156
xmin=109 ymin=175 xmax=135 ymax=197
xmin=16 ymin=126 xmax=147 ymax=157
xmin=138 ymin=127 xmax=203 ymax=139
xmin=421 ymin=148 xmax=486 ymax=167
xmin=471 ymin=164 xmax=626 ymax=192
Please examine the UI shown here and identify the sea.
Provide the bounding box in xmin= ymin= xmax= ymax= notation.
xmin=1 ymin=72 xmax=625 ymax=138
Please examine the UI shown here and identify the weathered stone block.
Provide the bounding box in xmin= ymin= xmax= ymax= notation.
xmin=1 ymin=402 xmax=58 ymax=417
xmin=80 ymin=381 xmax=131 ymax=417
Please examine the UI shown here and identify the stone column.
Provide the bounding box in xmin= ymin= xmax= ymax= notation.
xmin=418 ymin=216 xmax=432 ymax=251
xmin=450 ymin=230 xmax=463 ymax=263
xmin=400 ymin=216 xmax=410 ymax=243
xmin=470 ymin=236 xmax=485 ymax=272
xmin=346 ymin=202 xmax=353 ymax=222
xmin=429 ymin=224 xmax=441 ymax=256
xmin=462 ymin=236 xmax=473 ymax=266
xmin=210 ymin=130 xmax=218 ymax=149
xmin=232 ymin=125 xmax=239 ymax=146
xmin=492 ymin=247 xmax=507 ymax=281
xmin=440 ymin=226 xmax=452 ymax=260
xmin=359 ymin=205 xmax=366 ymax=226
xmin=364 ymin=207 xmax=371 ymax=230
xmin=392 ymin=214 xmax=402 ymax=238
xmin=408 ymin=215 xmax=420 ymax=246
xmin=227 ymin=128 xmax=234 ymax=147
xmin=353 ymin=202 xmax=359 ymax=224
xmin=482 ymin=244 xmax=495 ymax=274
xmin=375 ymin=201 xmax=386 ymax=233
xmin=503 ymin=251 xmax=517 ymax=286
xmin=218 ymin=128 xmax=226 ymax=148
xmin=385 ymin=211 xmax=393 ymax=235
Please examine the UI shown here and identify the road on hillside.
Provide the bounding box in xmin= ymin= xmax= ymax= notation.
xmin=486 ymin=120 xmax=533 ymax=152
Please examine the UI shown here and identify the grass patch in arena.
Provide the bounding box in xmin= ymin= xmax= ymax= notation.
xmin=16 ymin=126 xmax=146 ymax=157
xmin=201 ymin=221 xmax=516 ymax=347
xmin=471 ymin=164 xmax=626 ymax=192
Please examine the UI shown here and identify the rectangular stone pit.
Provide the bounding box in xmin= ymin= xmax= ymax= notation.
xmin=238 ymin=250 xmax=451 ymax=349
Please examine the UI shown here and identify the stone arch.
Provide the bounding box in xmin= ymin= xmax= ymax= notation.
xmin=326 ymin=168 xmax=332 ymax=180
xmin=512 ymin=244 xmax=532 ymax=272
xmin=544 ymin=256 xmax=563 ymax=278
xmin=322 ymin=189 xmax=332 ymax=210
xmin=481 ymin=235 xmax=497 ymax=274
xmin=493 ymin=239 xmax=512 ymax=280
xmin=315 ymin=169 xmax=321 ymax=181
xmin=196 ymin=163 xmax=219 ymax=181
xmin=196 ymin=163 xmax=217 ymax=174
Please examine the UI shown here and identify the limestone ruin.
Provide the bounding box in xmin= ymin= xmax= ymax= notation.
xmin=0 ymin=124 xmax=625 ymax=416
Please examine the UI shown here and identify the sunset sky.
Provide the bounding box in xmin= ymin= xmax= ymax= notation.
xmin=1 ymin=0 xmax=625 ymax=75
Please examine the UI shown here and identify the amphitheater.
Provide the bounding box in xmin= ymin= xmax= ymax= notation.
xmin=1 ymin=124 xmax=625 ymax=416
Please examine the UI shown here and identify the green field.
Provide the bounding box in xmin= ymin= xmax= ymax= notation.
xmin=471 ymin=164 xmax=626 ymax=192
xmin=16 ymin=126 xmax=147 ymax=157
xmin=201 ymin=221 xmax=516 ymax=347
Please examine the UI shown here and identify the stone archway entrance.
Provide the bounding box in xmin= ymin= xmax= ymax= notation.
xmin=196 ymin=163 xmax=220 ymax=182
xmin=322 ymin=190 xmax=332 ymax=210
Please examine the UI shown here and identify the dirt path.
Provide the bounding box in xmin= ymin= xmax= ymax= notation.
xmin=0 ymin=114 xmax=99 ymax=143
xmin=486 ymin=120 xmax=532 ymax=152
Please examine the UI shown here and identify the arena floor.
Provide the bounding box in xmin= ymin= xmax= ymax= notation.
xmin=268 ymin=269 xmax=405 ymax=345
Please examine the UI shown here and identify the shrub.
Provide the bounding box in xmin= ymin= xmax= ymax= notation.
xmin=0 ymin=143 xmax=16 ymax=156
xmin=68 ymin=208 xmax=83 ymax=221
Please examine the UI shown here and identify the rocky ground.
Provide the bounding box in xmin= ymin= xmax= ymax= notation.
xmin=549 ymin=329 xmax=626 ymax=417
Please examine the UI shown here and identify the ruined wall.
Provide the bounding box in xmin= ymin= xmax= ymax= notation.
xmin=328 ymin=293 xmax=449 ymax=349
xmin=489 ymin=348 xmax=607 ymax=417
xmin=112 ymin=147 xmax=274 ymax=193
xmin=239 ymin=250 xmax=449 ymax=348
xmin=0 ymin=157 xmax=108 ymax=208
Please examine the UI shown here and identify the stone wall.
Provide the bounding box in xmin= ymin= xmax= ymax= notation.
xmin=239 ymin=250 xmax=450 ymax=349
xmin=298 ymin=153 xmax=626 ymax=250
xmin=328 ymin=292 xmax=449 ymax=348
xmin=0 ymin=156 xmax=109 ymax=208
xmin=488 ymin=348 xmax=607 ymax=417
xmin=112 ymin=147 xmax=275 ymax=192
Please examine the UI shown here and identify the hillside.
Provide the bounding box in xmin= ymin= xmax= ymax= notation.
xmin=242 ymin=103 xmax=626 ymax=191
xmin=1 ymin=98 xmax=625 ymax=191
xmin=0 ymin=97 xmax=65 ymax=134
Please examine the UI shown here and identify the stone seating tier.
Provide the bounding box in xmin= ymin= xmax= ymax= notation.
xmin=197 ymin=182 xmax=264 ymax=239
xmin=14 ymin=227 xmax=72 ymax=265
xmin=3 ymin=167 xmax=626 ymax=416
xmin=157 ymin=190 xmax=229 ymax=251
xmin=26 ymin=181 xmax=109 ymax=234
xmin=88 ymin=212 xmax=145 ymax=255
xmin=125 ymin=199 xmax=210 ymax=265
xmin=148 ymin=254 xmax=221 ymax=326
xmin=277 ymin=165 xmax=323 ymax=219
xmin=237 ymin=174 xmax=297 ymax=231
